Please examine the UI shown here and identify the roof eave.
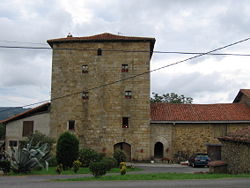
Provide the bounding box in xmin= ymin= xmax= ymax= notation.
xmin=0 ymin=103 xmax=50 ymax=124
xmin=150 ymin=120 xmax=250 ymax=124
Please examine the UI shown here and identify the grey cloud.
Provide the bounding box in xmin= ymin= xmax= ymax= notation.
xmin=151 ymin=70 xmax=247 ymax=103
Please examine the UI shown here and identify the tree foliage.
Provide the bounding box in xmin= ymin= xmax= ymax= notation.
xmin=20 ymin=131 xmax=55 ymax=148
xmin=0 ymin=124 xmax=5 ymax=140
xmin=56 ymin=132 xmax=79 ymax=169
xmin=78 ymin=148 xmax=104 ymax=167
xmin=113 ymin=149 xmax=127 ymax=166
xmin=150 ymin=92 xmax=193 ymax=104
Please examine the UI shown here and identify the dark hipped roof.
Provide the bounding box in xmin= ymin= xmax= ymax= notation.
xmin=151 ymin=103 xmax=250 ymax=122
xmin=218 ymin=126 xmax=250 ymax=144
xmin=47 ymin=33 xmax=156 ymax=56
xmin=233 ymin=89 xmax=250 ymax=103
xmin=0 ymin=103 xmax=50 ymax=124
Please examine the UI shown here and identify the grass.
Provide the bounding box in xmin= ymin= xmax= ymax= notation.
xmin=59 ymin=173 xmax=250 ymax=181
xmin=8 ymin=166 xmax=142 ymax=176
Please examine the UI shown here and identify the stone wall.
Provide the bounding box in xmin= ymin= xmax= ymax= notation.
xmin=172 ymin=123 xmax=250 ymax=160
xmin=221 ymin=140 xmax=250 ymax=174
xmin=150 ymin=123 xmax=173 ymax=159
xmin=50 ymin=41 xmax=152 ymax=160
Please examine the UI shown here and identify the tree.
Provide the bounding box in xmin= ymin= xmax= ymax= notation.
xmin=0 ymin=124 xmax=5 ymax=140
xmin=56 ymin=132 xmax=79 ymax=169
xmin=150 ymin=92 xmax=193 ymax=104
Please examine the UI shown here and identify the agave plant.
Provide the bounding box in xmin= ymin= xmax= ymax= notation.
xmin=6 ymin=140 xmax=50 ymax=173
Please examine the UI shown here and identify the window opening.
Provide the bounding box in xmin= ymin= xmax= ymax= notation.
xmin=22 ymin=121 xmax=34 ymax=137
xmin=82 ymin=65 xmax=88 ymax=73
xmin=125 ymin=91 xmax=132 ymax=99
xmin=9 ymin=140 xmax=18 ymax=147
xmin=68 ymin=120 xmax=75 ymax=131
xmin=122 ymin=117 xmax=129 ymax=128
xmin=121 ymin=64 xmax=128 ymax=72
xmin=82 ymin=91 xmax=89 ymax=99
xmin=97 ymin=48 xmax=102 ymax=56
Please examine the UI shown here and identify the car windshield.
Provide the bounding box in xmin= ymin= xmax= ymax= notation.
xmin=196 ymin=155 xmax=208 ymax=160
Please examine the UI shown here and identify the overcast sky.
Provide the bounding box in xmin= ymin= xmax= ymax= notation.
xmin=0 ymin=0 xmax=250 ymax=107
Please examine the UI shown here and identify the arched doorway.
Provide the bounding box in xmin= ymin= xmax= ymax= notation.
xmin=154 ymin=142 xmax=164 ymax=158
xmin=114 ymin=142 xmax=131 ymax=161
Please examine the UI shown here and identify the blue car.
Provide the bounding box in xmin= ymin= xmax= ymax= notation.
xmin=188 ymin=153 xmax=211 ymax=167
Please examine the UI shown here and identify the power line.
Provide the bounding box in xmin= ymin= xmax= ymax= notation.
xmin=0 ymin=37 xmax=250 ymax=115
xmin=0 ymin=40 xmax=48 ymax=45
xmin=1 ymin=45 xmax=250 ymax=56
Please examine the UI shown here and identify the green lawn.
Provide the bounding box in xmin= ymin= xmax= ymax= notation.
xmin=59 ymin=173 xmax=250 ymax=181
xmin=8 ymin=167 xmax=142 ymax=176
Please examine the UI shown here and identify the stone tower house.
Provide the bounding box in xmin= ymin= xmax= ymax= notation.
xmin=47 ymin=33 xmax=155 ymax=160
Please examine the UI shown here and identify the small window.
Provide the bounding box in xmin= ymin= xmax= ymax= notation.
xmin=82 ymin=91 xmax=89 ymax=99
xmin=9 ymin=140 xmax=18 ymax=147
xmin=82 ymin=65 xmax=88 ymax=73
xmin=125 ymin=91 xmax=132 ymax=99
xmin=122 ymin=117 xmax=129 ymax=128
xmin=68 ymin=120 xmax=75 ymax=131
xmin=121 ymin=64 xmax=128 ymax=72
xmin=97 ymin=48 xmax=102 ymax=56
xmin=22 ymin=121 xmax=34 ymax=137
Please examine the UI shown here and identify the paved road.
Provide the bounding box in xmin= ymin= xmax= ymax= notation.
xmin=0 ymin=164 xmax=249 ymax=188
xmin=1 ymin=176 xmax=250 ymax=188
xmin=132 ymin=163 xmax=209 ymax=174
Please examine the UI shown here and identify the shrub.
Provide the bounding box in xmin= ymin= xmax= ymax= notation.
xmin=20 ymin=131 xmax=55 ymax=149
xmin=113 ymin=149 xmax=127 ymax=166
xmin=101 ymin=157 xmax=117 ymax=171
xmin=56 ymin=164 xmax=63 ymax=174
xmin=72 ymin=160 xmax=82 ymax=173
xmin=0 ymin=160 xmax=11 ymax=174
xmin=6 ymin=141 xmax=50 ymax=173
xmin=89 ymin=161 xmax=107 ymax=178
xmin=120 ymin=162 xmax=127 ymax=175
xmin=78 ymin=148 xmax=103 ymax=167
xmin=56 ymin=132 xmax=79 ymax=169
xmin=48 ymin=155 xmax=57 ymax=167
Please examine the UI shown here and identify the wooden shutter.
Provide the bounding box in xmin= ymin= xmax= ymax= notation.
xmin=22 ymin=121 xmax=34 ymax=137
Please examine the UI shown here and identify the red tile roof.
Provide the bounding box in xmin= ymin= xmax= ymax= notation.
xmin=151 ymin=103 xmax=250 ymax=122
xmin=47 ymin=32 xmax=155 ymax=48
xmin=219 ymin=126 xmax=250 ymax=143
xmin=0 ymin=102 xmax=50 ymax=124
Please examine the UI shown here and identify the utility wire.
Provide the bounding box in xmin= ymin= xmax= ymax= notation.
xmin=1 ymin=45 xmax=250 ymax=56
xmin=0 ymin=40 xmax=48 ymax=45
xmin=0 ymin=37 xmax=250 ymax=115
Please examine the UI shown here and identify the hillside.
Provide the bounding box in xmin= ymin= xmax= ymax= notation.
xmin=0 ymin=107 xmax=29 ymax=121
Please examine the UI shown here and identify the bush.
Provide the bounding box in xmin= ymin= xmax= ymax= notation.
xmin=20 ymin=131 xmax=55 ymax=148
xmin=72 ymin=160 xmax=82 ymax=173
xmin=48 ymin=155 xmax=57 ymax=167
xmin=0 ymin=160 xmax=11 ymax=174
xmin=56 ymin=132 xmax=79 ymax=169
xmin=56 ymin=164 xmax=63 ymax=174
xmin=101 ymin=157 xmax=117 ymax=171
xmin=120 ymin=162 xmax=127 ymax=175
xmin=113 ymin=149 xmax=127 ymax=166
xmin=78 ymin=148 xmax=104 ymax=167
xmin=89 ymin=161 xmax=107 ymax=178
